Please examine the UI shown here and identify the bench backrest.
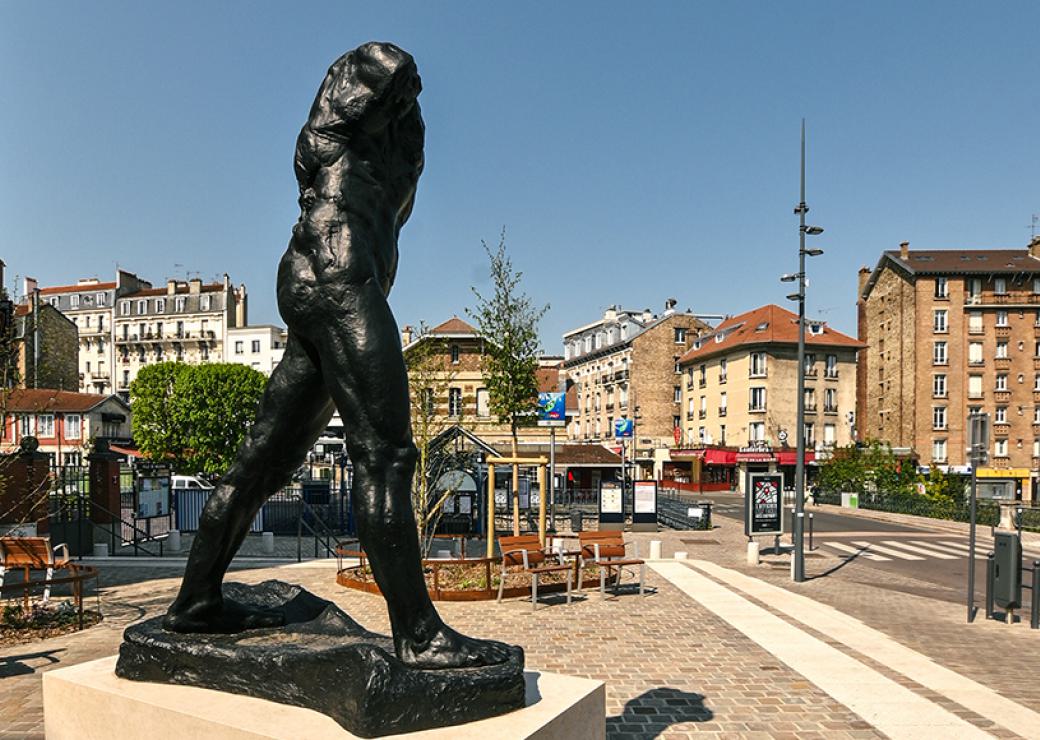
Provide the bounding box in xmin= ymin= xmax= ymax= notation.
xmin=499 ymin=535 xmax=545 ymax=567
xmin=578 ymin=531 xmax=626 ymax=559
xmin=0 ymin=536 xmax=55 ymax=568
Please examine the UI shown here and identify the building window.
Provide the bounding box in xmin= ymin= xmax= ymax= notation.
xmin=674 ymin=327 xmax=687 ymax=344
xmin=698 ymin=426 xmax=706 ymax=443
xmin=70 ymin=295 xmax=80 ymax=309
xmin=934 ymin=278 xmax=948 ymax=298
xmin=699 ymin=395 xmax=707 ymax=419
xmin=698 ymin=364 xmax=706 ymax=387
xmin=65 ymin=413 xmax=82 ymax=439
xmin=933 ymin=342 xmax=947 ymax=365
xmin=968 ymin=342 xmax=983 ymax=365
xmin=749 ymin=352 xmax=767 ymax=377
xmin=155 ymin=298 xmax=165 ymax=313
xmin=933 ymin=310 xmax=948 ymax=333
xmin=1034 ymin=407 xmax=1040 ymax=425
xmin=673 ymin=386 xmax=681 ymax=403
xmin=619 ymin=385 xmax=628 ymax=407
xmin=968 ymin=278 xmax=982 ymax=298
xmin=803 ymin=352 xmax=816 ymax=376
xmin=968 ymin=312 xmax=983 ymax=334
xmin=824 ymin=388 xmax=837 ymax=412
xmin=719 ymin=391 xmax=727 ymax=417
xmin=476 ymin=388 xmax=490 ymax=417
xmin=996 ymin=373 xmax=1008 ymax=391
xmin=995 ymin=406 xmax=1007 ymax=423
xmin=825 ymin=354 xmax=838 ymax=378
xmin=200 ymin=295 xmax=212 ymax=311
xmin=234 ymin=341 xmax=244 ymax=355
xmin=674 ymin=359 xmax=681 ymax=374
xmin=120 ymin=300 xmax=130 ymax=316
xmin=997 ymin=310 xmax=1009 ymax=327
xmin=804 ymin=422 xmax=815 ymax=447
xmin=933 ymin=406 xmax=947 ymax=430
xmin=719 ymin=358 xmax=727 ymax=383
xmin=450 ymin=344 xmax=460 ymax=364
xmin=20 ymin=415 xmax=35 ymax=437
xmin=804 ymin=388 xmax=816 ymax=411
xmin=1034 ymin=278 xmax=1040 ymax=295
xmin=995 ymin=439 xmax=1008 ymax=457
xmin=749 ymin=422 xmax=766 ymax=443
xmin=420 ymin=388 xmax=434 ymax=416
xmin=97 ymin=292 xmax=107 ymax=306
xmin=933 ymin=374 xmax=947 ymax=398
xmin=968 ymin=375 xmax=983 ymax=399
xmin=252 ymin=340 xmax=261 ymax=353
xmin=448 ymin=388 xmax=462 ymax=417
xmin=996 ymin=341 xmax=1009 ymax=359
xmin=824 ymin=423 xmax=836 ymax=445
xmin=933 ymin=439 xmax=947 ymax=462
xmin=749 ymin=387 xmax=767 ymax=411
xmin=719 ymin=425 xmax=726 ymax=445
xmin=137 ymin=299 xmax=147 ymax=315
xmin=36 ymin=414 xmax=55 ymax=438
xmin=995 ymin=277 xmax=1007 ymax=295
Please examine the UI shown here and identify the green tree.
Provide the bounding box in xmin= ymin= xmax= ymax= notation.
xmin=467 ymin=229 xmax=548 ymax=535
xmin=131 ymin=362 xmax=267 ymax=474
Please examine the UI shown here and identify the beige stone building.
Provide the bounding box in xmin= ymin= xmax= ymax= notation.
xmin=227 ymin=325 xmax=287 ymax=376
xmin=673 ymin=304 xmax=861 ymax=492
xmin=858 ymin=238 xmax=1040 ymax=501
xmin=114 ymin=276 xmax=247 ymax=397
xmin=561 ymin=302 xmax=713 ymax=474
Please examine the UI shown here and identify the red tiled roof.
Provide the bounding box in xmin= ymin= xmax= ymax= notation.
xmin=429 ymin=316 xmax=477 ymax=335
xmin=38 ymin=282 xmax=116 ymax=296
xmin=0 ymin=388 xmax=124 ymax=413
xmin=679 ymin=304 xmax=863 ymax=364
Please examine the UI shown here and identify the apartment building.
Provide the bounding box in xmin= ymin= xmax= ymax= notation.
xmin=34 ymin=270 xmax=151 ymax=394
xmin=674 ymin=304 xmax=861 ymax=492
xmin=114 ymin=276 xmax=247 ymax=396
xmin=561 ymin=301 xmax=713 ymax=474
xmin=401 ymin=317 xmax=559 ymax=447
xmin=11 ymin=302 xmax=78 ymax=391
xmin=227 ymin=325 xmax=287 ymax=376
xmin=858 ymin=238 xmax=1040 ymax=501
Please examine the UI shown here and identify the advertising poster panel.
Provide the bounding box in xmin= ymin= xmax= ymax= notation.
xmin=744 ymin=472 xmax=783 ymax=536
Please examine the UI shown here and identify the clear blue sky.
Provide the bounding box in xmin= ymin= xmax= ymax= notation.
xmin=3 ymin=2 xmax=1038 ymax=348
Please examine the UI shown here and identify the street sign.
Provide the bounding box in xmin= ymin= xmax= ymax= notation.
xmin=614 ymin=418 xmax=634 ymax=438
xmin=745 ymin=472 xmax=783 ymax=536
xmin=537 ymin=392 xmax=566 ymax=427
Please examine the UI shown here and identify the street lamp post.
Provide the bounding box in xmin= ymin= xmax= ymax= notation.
xmin=784 ymin=119 xmax=824 ymax=584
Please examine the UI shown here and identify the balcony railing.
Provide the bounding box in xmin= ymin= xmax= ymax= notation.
xmin=718 ymin=407 xmax=727 ymax=417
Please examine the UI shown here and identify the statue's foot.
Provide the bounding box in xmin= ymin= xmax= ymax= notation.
xmin=163 ymin=597 xmax=285 ymax=634
xmin=396 ymin=622 xmax=514 ymax=669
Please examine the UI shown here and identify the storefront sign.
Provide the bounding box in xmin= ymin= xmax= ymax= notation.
xmin=744 ymin=472 xmax=783 ymax=536
xmin=736 ymin=443 xmax=774 ymax=463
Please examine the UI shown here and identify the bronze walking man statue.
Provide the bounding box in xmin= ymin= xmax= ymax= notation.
xmin=162 ymin=41 xmax=508 ymax=670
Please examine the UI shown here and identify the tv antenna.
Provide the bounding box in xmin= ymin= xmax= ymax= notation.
xmin=1030 ymin=214 xmax=1038 ymax=240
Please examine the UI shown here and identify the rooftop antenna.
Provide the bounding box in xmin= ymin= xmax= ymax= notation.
xmin=1030 ymin=214 xmax=1038 ymax=240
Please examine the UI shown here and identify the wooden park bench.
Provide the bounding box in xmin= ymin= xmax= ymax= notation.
xmin=497 ymin=534 xmax=573 ymax=611
xmin=0 ymin=536 xmax=71 ymax=608
xmin=577 ymin=531 xmax=646 ymax=597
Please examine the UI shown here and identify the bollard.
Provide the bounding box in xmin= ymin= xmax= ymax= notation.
xmin=985 ymin=552 xmax=995 ymax=621
xmin=93 ymin=542 xmax=109 ymax=558
xmin=262 ymin=531 xmax=275 ymax=555
xmin=808 ymin=513 xmax=814 ymax=551
xmin=747 ymin=540 xmax=760 ymax=566
xmin=1032 ymin=561 xmax=1040 ymax=630
xmin=649 ymin=540 xmax=662 ymax=560
xmin=167 ymin=530 xmax=181 ymax=552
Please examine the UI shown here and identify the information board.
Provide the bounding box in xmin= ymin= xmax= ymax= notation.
xmin=598 ymin=479 xmax=625 ymax=531
xmin=632 ymin=480 xmax=658 ymax=532
xmin=744 ymin=472 xmax=783 ymax=536
xmin=135 ymin=463 xmax=171 ymax=519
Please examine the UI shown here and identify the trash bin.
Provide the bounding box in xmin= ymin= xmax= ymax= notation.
xmin=570 ymin=510 xmax=583 ymax=532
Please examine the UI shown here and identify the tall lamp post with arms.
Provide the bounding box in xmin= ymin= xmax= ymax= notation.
xmin=782 ymin=119 xmax=825 ymax=584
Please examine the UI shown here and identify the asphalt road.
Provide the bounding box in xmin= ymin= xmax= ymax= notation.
xmin=692 ymin=491 xmax=1040 ymax=608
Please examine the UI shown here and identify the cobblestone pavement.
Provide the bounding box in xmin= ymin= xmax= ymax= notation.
xmin=2 ymin=511 xmax=1038 ymax=739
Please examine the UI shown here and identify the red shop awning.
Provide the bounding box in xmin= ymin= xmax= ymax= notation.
xmin=704 ymin=449 xmax=737 ymax=465
xmin=776 ymin=450 xmax=816 ymax=465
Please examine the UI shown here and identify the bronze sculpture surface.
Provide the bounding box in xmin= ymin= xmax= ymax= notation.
xmin=116 ymin=42 xmax=525 ymax=737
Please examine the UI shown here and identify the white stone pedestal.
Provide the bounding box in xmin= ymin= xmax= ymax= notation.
xmin=43 ymin=656 xmax=605 ymax=739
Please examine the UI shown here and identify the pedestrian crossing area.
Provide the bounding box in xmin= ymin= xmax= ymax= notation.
xmin=820 ymin=537 xmax=1040 ymax=563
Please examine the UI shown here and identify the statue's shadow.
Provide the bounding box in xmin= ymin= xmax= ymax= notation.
xmin=606 ymin=687 xmax=713 ymax=738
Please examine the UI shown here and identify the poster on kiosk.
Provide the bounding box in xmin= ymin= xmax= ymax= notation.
xmin=599 ymin=480 xmax=625 ymax=531
xmin=744 ymin=472 xmax=783 ymax=537
xmin=632 ymin=480 xmax=658 ymax=532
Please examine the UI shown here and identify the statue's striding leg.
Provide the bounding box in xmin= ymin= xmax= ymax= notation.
xmin=164 ymin=335 xmax=335 ymax=633
xmin=308 ymin=280 xmax=511 ymax=669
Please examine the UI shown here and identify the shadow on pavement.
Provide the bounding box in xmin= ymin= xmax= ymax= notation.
xmin=606 ymin=686 xmax=713 ymax=737
xmin=0 ymin=648 xmax=65 ymax=677
xmin=807 ymin=547 xmax=867 ymax=580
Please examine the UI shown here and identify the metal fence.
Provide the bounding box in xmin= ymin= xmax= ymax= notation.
xmin=174 ymin=488 xmax=264 ymax=533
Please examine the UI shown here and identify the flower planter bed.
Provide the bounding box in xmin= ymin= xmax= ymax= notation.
xmin=337 ymin=556 xmax=602 ymax=602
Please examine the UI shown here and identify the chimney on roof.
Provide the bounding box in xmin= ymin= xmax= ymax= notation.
xmin=664 ymin=298 xmax=677 ymax=315
xmin=401 ymin=325 xmax=414 ymax=346
xmin=858 ymin=266 xmax=871 ymax=296
xmin=899 ymin=241 xmax=910 ymax=260
xmin=1030 ymin=235 xmax=1040 ymax=260
xmin=188 ymin=278 xmax=202 ymax=295
xmin=603 ymin=305 xmax=617 ymax=321
xmin=167 ymin=279 xmax=177 ymax=296
xmin=23 ymin=277 xmax=37 ymax=297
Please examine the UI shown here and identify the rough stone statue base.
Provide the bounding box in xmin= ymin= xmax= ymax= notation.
xmin=114 ymin=581 xmax=526 ymax=738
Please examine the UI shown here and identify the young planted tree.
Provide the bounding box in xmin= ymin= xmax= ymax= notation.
xmin=467 ymin=230 xmax=548 ymax=535
xmin=131 ymin=362 xmax=268 ymax=475
xmin=405 ymin=323 xmax=463 ymax=557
